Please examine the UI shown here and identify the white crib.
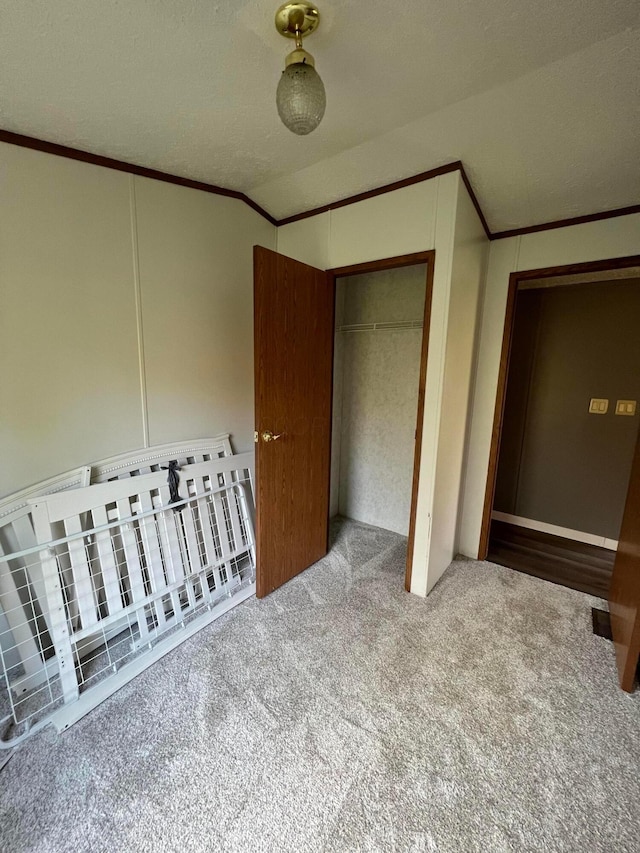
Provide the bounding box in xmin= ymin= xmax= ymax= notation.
xmin=0 ymin=436 xmax=255 ymax=744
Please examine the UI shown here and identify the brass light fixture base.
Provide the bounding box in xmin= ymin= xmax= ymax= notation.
xmin=275 ymin=3 xmax=320 ymax=41
xmin=284 ymin=47 xmax=315 ymax=68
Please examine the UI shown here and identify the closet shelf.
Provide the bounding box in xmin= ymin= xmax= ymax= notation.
xmin=338 ymin=320 xmax=423 ymax=333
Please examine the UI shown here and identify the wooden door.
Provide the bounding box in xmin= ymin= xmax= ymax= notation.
xmin=253 ymin=246 xmax=334 ymax=598
xmin=609 ymin=423 xmax=640 ymax=692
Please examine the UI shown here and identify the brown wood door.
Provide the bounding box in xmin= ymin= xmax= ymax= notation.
xmin=609 ymin=423 xmax=640 ymax=691
xmin=253 ymin=245 xmax=334 ymax=598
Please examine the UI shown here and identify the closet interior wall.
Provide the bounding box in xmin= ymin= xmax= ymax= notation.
xmin=330 ymin=265 xmax=427 ymax=536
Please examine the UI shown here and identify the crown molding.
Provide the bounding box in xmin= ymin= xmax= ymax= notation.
xmin=0 ymin=129 xmax=278 ymax=226
xmin=490 ymin=204 xmax=640 ymax=240
xmin=275 ymin=161 xmax=476 ymax=228
xmin=1 ymin=129 xmax=637 ymax=240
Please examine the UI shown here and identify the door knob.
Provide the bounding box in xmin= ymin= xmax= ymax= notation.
xmin=261 ymin=430 xmax=283 ymax=442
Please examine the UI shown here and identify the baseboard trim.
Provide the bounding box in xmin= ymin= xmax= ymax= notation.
xmin=491 ymin=511 xmax=618 ymax=551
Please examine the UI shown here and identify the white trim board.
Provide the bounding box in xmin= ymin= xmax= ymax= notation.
xmin=491 ymin=511 xmax=618 ymax=551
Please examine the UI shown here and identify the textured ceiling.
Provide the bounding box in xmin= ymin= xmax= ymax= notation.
xmin=0 ymin=0 xmax=638 ymax=230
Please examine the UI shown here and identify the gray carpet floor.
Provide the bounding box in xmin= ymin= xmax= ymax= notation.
xmin=1 ymin=518 xmax=639 ymax=853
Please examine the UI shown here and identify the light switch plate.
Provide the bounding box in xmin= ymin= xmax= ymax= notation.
xmin=589 ymin=398 xmax=609 ymax=414
xmin=615 ymin=400 xmax=637 ymax=416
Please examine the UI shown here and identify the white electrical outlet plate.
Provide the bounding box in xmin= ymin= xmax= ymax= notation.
xmin=615 ymin=400 xmax=637 ymax=416
xmin=589 ymin=398 xmax=609 ymax=414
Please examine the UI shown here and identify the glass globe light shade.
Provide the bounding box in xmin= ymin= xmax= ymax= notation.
xmin=276 ymin=62 xmax=326 ymax=135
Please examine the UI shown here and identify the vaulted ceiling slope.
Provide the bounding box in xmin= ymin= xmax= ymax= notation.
xmin=0 ymin=0 xmax=638 ymax=232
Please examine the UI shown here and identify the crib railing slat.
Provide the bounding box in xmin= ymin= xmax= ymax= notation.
xmin=30 ymin=502 xmax=80 ymax=705
xmin=115 ymin=500 xmax=149 ymax=642
xmin=137 ymin=492 xmax=169 ymax=630
xmin=91 ymin=505 xmax=124 ymax=618
xmin=64 ymin=516 xmax=99 ymax=633
xmin=192 ymin=479 xmax=224 ymax=597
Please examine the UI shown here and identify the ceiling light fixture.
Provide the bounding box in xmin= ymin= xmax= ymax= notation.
xmin=274 ymin=2 xmax=325 ymax=135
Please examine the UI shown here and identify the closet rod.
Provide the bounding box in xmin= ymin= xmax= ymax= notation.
xmin=338 ymin=320 xmax=423 ymax=333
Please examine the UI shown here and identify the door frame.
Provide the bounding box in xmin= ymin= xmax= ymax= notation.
xmin=609 ymin=421 xmax=640 ymax=691
xmin=478 ymin=253 xmax=640 ymax=560
xmin=328 ymin=250 xmax=435 ymax=592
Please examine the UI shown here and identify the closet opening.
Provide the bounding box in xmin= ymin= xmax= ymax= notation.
xmin=328 ymin=252 xmax=434 ymax=592
xmin=481 ymin=259 xmax=640 ymax=596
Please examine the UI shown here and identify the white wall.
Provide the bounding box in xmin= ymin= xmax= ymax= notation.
xmin=276 ymin=212 xmax=331 ymax=271
xmin=133 ymin=177 xmax=273 ymax=450
xmin=0 ymin=145 xmax=141 ymax=495
xmin=412 ymin=178 xmax=488 ymax=594
xmin=278 ymin=171 xmax=489 ymax=595
xmin=329 ymin=182 xmax=439 ymax=269
xmin=277 ymin=179 xmax=439 ymax=270
xmin=0 ymin=142 xmax=275 ymax=499
xmin=458 ymin=213 xmax=640 ymax=559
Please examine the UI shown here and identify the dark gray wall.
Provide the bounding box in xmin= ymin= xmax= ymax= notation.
xmin=495 ymin=279 xmax=640 ymax=539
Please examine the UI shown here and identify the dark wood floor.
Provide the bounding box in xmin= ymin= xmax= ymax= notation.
xmin=488 ymin=520 xmax=615 ymax=597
